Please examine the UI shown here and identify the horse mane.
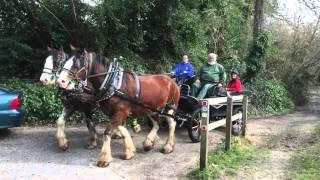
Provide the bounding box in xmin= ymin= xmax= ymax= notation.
xmin=49 ymin=49 xmax=67 ymax=69
xmin=49 ymin=49 xmax=59 ymax=61
xmin=90 ymin=52 xmax=110 ymax=74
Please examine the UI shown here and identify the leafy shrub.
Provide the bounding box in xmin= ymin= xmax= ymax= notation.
xmin=1 ymin=80 xmax=63 ymax=124
xmin=247 ymin=79 xmax=294 ymax=114
xmin=0 ymin=80 xmax=108 ymax=125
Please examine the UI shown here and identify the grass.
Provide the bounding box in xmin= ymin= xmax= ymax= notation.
xmin=288 ymin=126 xmax=320 ymax=179
xmin=188 ymin=137 xmax=258 ymax=179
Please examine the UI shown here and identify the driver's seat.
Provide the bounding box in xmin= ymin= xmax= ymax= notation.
xmin=180 ymin=84 xmax=191 ymax=96
xmin=178 ymin=75 xmax=196 ymax=96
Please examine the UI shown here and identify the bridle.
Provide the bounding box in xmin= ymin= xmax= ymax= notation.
xmin=42 ymin=52 xmax=69 ymax=81
xmin=61 ymin=51 xmax=122 ymax=97
xmin=60 ymin=51 xmax=89 ymax=91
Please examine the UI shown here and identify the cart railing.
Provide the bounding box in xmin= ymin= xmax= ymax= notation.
xmin=199 ymin=95 xmax=248 ymax=171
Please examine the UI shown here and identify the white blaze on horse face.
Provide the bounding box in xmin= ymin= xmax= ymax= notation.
xmin=40 ymin=55 xmax=54 ymax=85
xmin=57 ymin=56 xmax=75 ymax=90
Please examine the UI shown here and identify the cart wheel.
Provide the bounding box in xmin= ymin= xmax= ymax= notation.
xmin=188 ymin=108 xmax=201 ymax=143
xmin=232 ymin=109 xmax=243 ymax=136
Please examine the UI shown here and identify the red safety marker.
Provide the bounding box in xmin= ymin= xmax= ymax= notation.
xmin=202 ymin=100 xmax=208 ymax=106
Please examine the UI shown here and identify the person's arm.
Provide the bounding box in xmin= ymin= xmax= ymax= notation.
xmin=235 ymin=80 xmax=243 ymax=92
xmin=171 ymin=64 xmax=180 ymax=76
xmin=198 ymin=65 xmax=203 ymax=82
xmin=187 ymin=64 xmax=195 ymax=78
xmin=219 ymin=65 xmax=226 ymax=83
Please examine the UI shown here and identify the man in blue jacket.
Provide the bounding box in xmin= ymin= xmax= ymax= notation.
xmin=171 ymin=55 xmax=195 ymax=85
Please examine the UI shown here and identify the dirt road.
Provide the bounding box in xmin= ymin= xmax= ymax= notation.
xmin=0 ymin=122 xmax=225 ymax=179
xmin=1 ymin=91 xmax=320 ymax=179
xmin=229 ymin=90 xmax=320 ymax=179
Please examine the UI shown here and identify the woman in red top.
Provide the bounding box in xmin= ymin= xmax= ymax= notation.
xmin=226 ymin=69 xmax=242 ymax=96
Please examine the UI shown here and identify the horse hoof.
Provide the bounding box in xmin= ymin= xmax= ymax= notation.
xmin=58 ymin=138 xmax=68 ymax=151
xmin=133 ymin=125 xmax=141 ymax=134
xmin=59 ymin=142 xmax=69 ymax=151
xmin=111 ymin=134 xmax=122 ymax=139
xmin=161 ymin=144 xmax=174 ymax=154
xmin=143 ymin=145 xmax=154 ymax=152
xmin=86 ymin=144 xmax=97 ymax=149
xmin=122 ymin=153 xmax=134 ymax=160
xmin=97 ymin=161 xmax=110 ymax=168
xmin=143 ymin=139 xmax=155 ymax=152
xmin=60 ymin=144 xmax=68 ymax=151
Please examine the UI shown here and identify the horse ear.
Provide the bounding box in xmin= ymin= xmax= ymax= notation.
xmin=69 ymin=44 xmax=76 ymax=51
xmin=76 ymin=67 xmax=86 ymax=80
xmin=59 ymin=46 xmax=64 ymax=52
xmin=47 ymin=46 xmax=52 ymax=52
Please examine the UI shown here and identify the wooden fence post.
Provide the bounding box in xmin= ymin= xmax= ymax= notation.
xmin=225 ymin=97 xmax=233 ymax=151
xmin=242 ymin=95 xmax=248 ymax=136
xmin=200 ymin=100 xmax=209 ymax=171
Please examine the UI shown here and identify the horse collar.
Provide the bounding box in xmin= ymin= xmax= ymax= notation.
xmin=97 ymin=60 xmax=123 ymax=101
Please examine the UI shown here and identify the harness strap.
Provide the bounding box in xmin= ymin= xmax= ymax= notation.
xmin=114 ymin=89 xmax=176 ymax=119
xmin=99 ymin=62 xmax=113 ymax=91
xmin=132 ymin=72 xmax=140 ymax=99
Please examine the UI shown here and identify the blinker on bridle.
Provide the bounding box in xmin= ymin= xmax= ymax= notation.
xmin=60 ymin=53 xmax=88 ymax=87
xmin=42 ymin=52 xmax=68 ymax=80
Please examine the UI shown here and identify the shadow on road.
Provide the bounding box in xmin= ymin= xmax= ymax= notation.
xmin=0 ymin=128 xmax=11 ymax=139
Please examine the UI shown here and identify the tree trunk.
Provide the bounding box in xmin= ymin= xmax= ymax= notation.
xmin=253 ymin=0 xmax=264 ymax=40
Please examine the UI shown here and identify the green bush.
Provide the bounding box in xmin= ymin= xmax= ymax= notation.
xmin=0 ymin=80 xmax=108 ymax=125
xmin=247 ymin=79 xmax=294 ymax=114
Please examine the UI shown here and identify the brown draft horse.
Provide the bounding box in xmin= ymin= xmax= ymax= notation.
xmin=57 ymin=47 xmax=180 ymax=167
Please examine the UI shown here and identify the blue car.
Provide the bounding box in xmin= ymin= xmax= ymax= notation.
xmin=0 ymin=87 xmax=25 ymax=129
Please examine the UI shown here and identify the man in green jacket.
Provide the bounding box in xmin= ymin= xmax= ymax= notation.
xmin=192 ymin=53 xmax=226 ymax=99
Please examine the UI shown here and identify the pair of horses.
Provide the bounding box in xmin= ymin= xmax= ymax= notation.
xmin=40 ymin=47 xmax=98 ymax=150
xmin=40 ymin=45 xmax=180 ymax=167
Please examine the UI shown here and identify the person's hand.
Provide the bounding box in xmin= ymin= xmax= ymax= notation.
xmin=217 ymin=83 xmax=223 ymax=87
xmin=195 ymin=79 xmax=200 ymax=84
xmin=183 ymin=71 xmax=187 ymax=74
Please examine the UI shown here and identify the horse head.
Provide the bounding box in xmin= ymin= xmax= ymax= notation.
xmin=57 ymin=44 xmax=88 ymax=90
xmin=40 ymin=46 xmax=68 ymax=85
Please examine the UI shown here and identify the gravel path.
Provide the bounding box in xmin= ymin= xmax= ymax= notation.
xmin=0 ymin=123 xmax=225 ymax=179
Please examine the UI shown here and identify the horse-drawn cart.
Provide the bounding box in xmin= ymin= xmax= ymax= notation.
xmin=175 ymin=81 xmax=245 ymax=143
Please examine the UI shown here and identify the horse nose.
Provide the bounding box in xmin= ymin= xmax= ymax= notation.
xmin=61 ymin=80 xmax=65 ymax=84
xmin=44 ymin=79 xmax=48 ymax=82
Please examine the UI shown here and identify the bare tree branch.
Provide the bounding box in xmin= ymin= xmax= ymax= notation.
xmin=36 ymin=0 xmax=73 ymax=40
xmin=71 ymin=0 xmax=78 ymax=25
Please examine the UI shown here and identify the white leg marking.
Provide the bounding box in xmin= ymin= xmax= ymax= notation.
xmin=118 ymin=126 xmax=136 ymax=160
xmin=56 ymin=108 xmax=69 ymax=150
xmin=163 ymin=109 xmax=176 ymax=153
xmin=97 ymin=135 xmax=112 ymax=167
xmin=143 ymin=116 xmax=160 ymax=151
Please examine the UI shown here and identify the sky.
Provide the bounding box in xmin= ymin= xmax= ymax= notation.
xmin=278 ymin=0 xmax=319 ymax=24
